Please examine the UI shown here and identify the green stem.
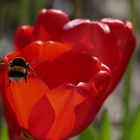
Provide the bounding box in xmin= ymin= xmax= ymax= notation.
xmin=129 ymin=0 xmax=137 ymax=28
xmin=34 ymin=0 xmax=44 ymax=15
xmin=73 ymin=0 xmax=81 ymax=18
xmin=19 ymin=0 xmax=30 ymax=25
xmin=122 ymin=57 xmax=135 ymax=127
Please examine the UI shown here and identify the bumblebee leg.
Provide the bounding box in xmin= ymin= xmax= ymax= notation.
xmin=25 ymin=77 xmax=28 ymax=85
xmin=28 ymin=65 xmax=36 ymax=77
xmin=9 ymin=79 xmax=11 ymax=85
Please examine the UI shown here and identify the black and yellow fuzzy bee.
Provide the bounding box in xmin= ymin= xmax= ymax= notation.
xmin=8 ymin=57 xmax=35 ymax=84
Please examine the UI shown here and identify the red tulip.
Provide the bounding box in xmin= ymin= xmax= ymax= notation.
xmin=0 ymin=9 xmax=135 ymax=140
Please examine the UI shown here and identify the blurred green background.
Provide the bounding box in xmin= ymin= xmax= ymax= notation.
xmin=0 ymin=0 xmax=140 ymax=140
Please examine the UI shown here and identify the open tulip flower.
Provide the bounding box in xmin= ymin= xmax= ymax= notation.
xmin=0 ymin=9 xmax=135 ymax=140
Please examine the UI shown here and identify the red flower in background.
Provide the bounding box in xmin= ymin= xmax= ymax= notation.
xmin=0 ymin=9 xmax=135 ymax=140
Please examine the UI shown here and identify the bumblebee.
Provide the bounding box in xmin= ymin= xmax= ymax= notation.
xmin=8 ymin=57 xmax=35 ymax=84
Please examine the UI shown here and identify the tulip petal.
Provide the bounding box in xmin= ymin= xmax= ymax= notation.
xmin=45 ymin=67 xmax=111 ymax=139
xmin=34 ymin=9 xmax=69 ymax=41
xmin=19 ymin=41 xmax=71 ymax=65
xmin=35 ymin=51 xmax=101 ymax=89
xmin=61 ymin=19 xmax=119 ymax=70
xmin=3 ymin=68 xmax=50 ymax=130
xmin=101 ymin=18 xmax=135 ymax=57
xmin=14 ymin=26 xmax=34 ymax=50
xmin=70 ymin=69 xmax=111 ymax=136
xmin=45 ymin=84 xmax=86 ymax=139
xmin=101 ymin=18 xmax=136 ymax=94
xmin=1 ymin=89 xmax=21 ymax=135
xmin=28 ymin=96 xmax=55 ymax=139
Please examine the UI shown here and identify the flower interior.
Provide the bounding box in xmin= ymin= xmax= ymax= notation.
xmin=35 ymin=51 xmax=100 ymax=89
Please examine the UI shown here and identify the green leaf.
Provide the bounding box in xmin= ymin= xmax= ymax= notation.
xmin=121 ymin=106 xmax=140 ymax=140
xmin=0 ymin=123 xmax=9 ymax=140
xmin=121 ymin=116 xmax=132 ymax=140
xmin=97 ymin=110 xmax=112 ymax=140
xmin=126 ymin=107 xmax=140 ymax=140
xmin=79 ymin=125 xmax=96 ymax=140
